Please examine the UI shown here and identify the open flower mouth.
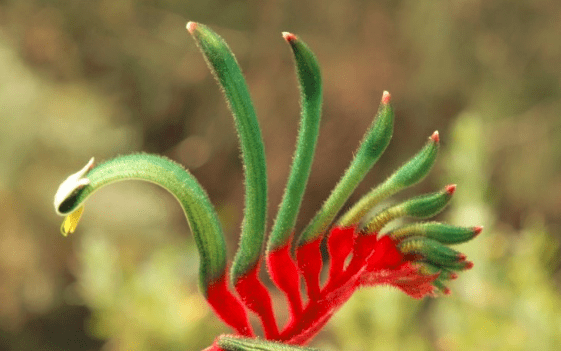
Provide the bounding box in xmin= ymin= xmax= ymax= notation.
xmin=54 ymin=22 xmax=481 ymax=351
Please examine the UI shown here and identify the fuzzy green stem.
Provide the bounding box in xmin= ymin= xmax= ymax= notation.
xmin=297 ymin=92 xmax=394 ymax=246
xmin=217 ymin=335 xmax=321 ymax=351
xmin=267 ymin=33 xmax=322 ymax=251
xmin=54 ymin=154 xmax=227 ymax=296
xmin=187 ymin=22 xmax=268 ymax=283
xmin=389 ymin=222 xmax=481 ymax=244
xmin=363 ymin=184 xmax=456 ymax=234
xmin=339 ymin=131 xmax=439 ymax=226
xmin=398 ymin=237 xmax=463 ymax=266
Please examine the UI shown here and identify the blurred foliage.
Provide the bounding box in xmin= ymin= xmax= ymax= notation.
xmin=0 ymin=0 xmax=560 ymax=350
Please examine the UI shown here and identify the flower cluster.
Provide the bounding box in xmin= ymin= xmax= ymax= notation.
xmin=54 ymin=22 xmax=480 ymax=351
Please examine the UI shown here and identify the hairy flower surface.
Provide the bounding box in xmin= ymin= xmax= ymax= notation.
xmin=54 ymin=22 xmax=481 ymax=351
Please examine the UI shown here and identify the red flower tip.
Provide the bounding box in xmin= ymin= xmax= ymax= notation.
xmin=186 ymin=21 xmax=197 ymax=34
xmin=430 ymin=130 xmax=440 ymax=143
xmin=464 ymin=261 xmax=474 ymax=270
xmin=382 ymin=91 xmax=391 ymax=104
xmin=473 ymin=226 xmax=483 ymax=236
xmin=458 ymin=253 xmax=467 ymax=261
xmin=449 ymin=272 xmax=458 ymax=280
xmin=445 ymin=184 xmax=457 ymax=195
xmin=442 ymin=287 xmax=452 ymax=295
xmin=282 ymin=32 xmax=297 ymax=43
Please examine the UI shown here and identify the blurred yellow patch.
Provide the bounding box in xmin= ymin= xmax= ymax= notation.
xmin=61 ymin=206 xmax=84 ymax=236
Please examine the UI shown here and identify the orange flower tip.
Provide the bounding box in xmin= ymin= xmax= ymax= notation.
xmin=186 ymin=21 xmax=198 ymax=34
xmin=445 ymin=184 xmax=457 ymax=195
xmin=458 ymin=253 xmax=467 ymax=261
xmin=282 ymin=32 xmax=297 ymax=43
xmin=473 ymin=226 xmax=483 ymax=236
xmin=382 ymin=91 xmax=391 ymax=104
xmin=430 ymin=130 xmax=440 ymax=143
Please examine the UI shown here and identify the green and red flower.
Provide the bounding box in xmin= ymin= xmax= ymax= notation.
xmin=54 ymin=22 xmax=481 ymax=351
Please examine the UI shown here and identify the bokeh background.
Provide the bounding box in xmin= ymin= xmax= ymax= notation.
xmin=1 ymin=0 xmax=560 ymax=350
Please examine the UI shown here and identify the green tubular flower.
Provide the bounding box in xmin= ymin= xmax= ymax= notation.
xmin=53 ymin=154 xmax=227 ymax=295
xmin=362 ymin=184 xmax=456 ymax=234
xmin=398 ymin=237 xmax=465 ymax=266
xmin=297 ymin=91 xmax=394 ymax=246
xmin=188 ymin=22 xmax=268 ymax=284
xmin=265 ymin=32 xmax=323 ymax=320
xmin=389 ymin=222 xmax=482 ymax=244
xmin=217 ymin=335 xmax=321 ymax=351
xmin=339 ymin=130 xmax=440 ymax=227
xmin=267 ymin=32 xmax=322 ymax=252
xmin=415 ymin=262 xmax=458 ymax=281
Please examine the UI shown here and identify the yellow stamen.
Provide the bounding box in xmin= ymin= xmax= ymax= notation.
xmin=61 ymin=206 xmax=84 ymax=236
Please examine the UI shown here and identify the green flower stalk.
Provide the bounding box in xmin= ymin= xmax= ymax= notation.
xmin=263 ymin=32 xmax=324 ymax=320
xmin=296 ymin=91 xmax=394 ymax=247
xmin=54 ymin=22 xmax=481 ymax=351
xmin=362 ymin=184 xmax=456 ymax=234
xmin=216 ymin=336 xmax=320 ymax=351
xmin=339 ymin=130 xmax=440 ymax=227
xmin=54 ymin=154 xmax=227 ymax=294
xmin=389 ymin=222 xmax=482 ymax=244
xmin=267 ymin=32 xmax=322 ymax=252
xmin=187 ymin=22 xmax=268 ymax=285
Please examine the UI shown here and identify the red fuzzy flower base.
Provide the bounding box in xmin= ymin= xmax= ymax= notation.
xmin=205 ymin=225 xmax=473 ymax=350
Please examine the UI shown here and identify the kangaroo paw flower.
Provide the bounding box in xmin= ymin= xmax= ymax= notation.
xmin=55 ymin=22 xmax=481 ymax=351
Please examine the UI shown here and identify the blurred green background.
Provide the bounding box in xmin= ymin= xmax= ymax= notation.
xmin=1 ymin=0 xmax=560 ymax=350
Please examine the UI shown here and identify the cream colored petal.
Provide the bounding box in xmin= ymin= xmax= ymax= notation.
xmin=54 ymin=158 xmax=94 ymax=215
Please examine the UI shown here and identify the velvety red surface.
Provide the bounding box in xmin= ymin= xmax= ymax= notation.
xmin=296 ymin=238 xmax=323 ymax=300
xmin=206 ymin=274 xmax=254 ymax=337
xmin=267 ymin=242 xmax=303 ymax=317
xmin=235 ymin=264 xmax=279 ymax=339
